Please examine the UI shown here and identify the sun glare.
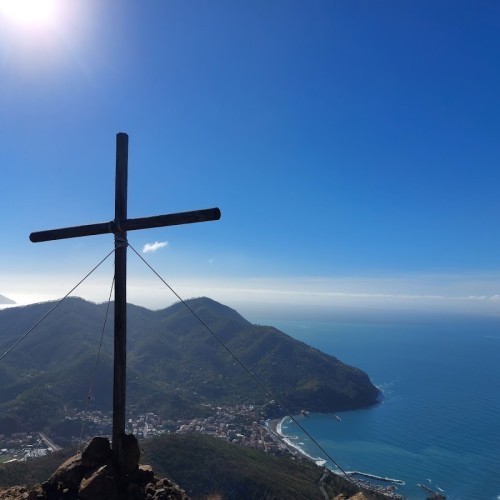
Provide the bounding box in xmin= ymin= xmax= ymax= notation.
xmin=0 ymin=0 xmax=58 ymax=28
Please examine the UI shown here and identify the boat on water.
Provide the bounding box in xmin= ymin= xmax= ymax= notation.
xmin=335 ymin=415 xmax=342 ymax=422
xmin=417 ymin=483 xmax=445 ymax=498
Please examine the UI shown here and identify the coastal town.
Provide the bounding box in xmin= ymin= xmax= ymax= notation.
xmin=0 ymin=432 xmax=60 ymax=464
xmin=0 ymin=404 xmax=409 ymax=499
xmin=0 ymin=404 xmax=284 ymax=465
xmin=65 ymin=403 xmax=287 ymax=455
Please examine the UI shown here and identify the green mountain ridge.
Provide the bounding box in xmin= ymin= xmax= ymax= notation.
xmin=0 ymin=296 xmax=379 ymax=434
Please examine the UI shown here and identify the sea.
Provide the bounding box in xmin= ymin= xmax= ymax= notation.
xmin=255 ymin=314 xmax=500 ymax=500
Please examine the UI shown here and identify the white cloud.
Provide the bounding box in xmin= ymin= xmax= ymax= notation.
xmin=142 ymin=241 xmax=168 ymax=253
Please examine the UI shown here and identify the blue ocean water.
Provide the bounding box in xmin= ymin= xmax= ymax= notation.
xmin=262 ymin=315 xmax=500 ymax=500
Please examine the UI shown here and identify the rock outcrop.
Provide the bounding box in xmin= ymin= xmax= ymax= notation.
xmin=0 ymin=436 xmax=188 ymax=500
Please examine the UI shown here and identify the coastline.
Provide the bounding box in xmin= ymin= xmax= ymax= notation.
xmin=267 ymin=414 xmax=405 ymax=499
xmin=268 ymin=416 xmax=327 ymax=466
xmin=257 ymin=318 xmax=500 ymax=498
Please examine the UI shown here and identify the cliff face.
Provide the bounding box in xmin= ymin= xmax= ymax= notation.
xmin=0 ymin=297 xmax=380 ymax=431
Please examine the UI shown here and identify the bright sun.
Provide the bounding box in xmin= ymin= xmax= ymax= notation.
xmin=0 ymin=0 xmax=58 ymax=28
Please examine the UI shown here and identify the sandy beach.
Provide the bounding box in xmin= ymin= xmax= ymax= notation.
xmin=266 ymin=416 xmax=327 ymax=466
xmin=266 ymin=415 xmax=405 ymax=499
xmin=266 ymin=418 xmax=282 ymax=436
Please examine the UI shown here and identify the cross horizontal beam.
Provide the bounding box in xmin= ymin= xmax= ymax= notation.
xmin=29 ymin=207 xmax=221 ymax=243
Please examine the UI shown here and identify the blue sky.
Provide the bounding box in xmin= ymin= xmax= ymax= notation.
xmin=1 ymin=1 xmax=500 ymax=318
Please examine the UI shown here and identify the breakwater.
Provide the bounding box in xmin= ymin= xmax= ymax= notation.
xmin=347 ymin=471 xmax=405 ymax=485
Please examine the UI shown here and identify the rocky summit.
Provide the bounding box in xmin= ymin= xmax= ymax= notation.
xmin=0 ymin=436 xmax=187 ymax=500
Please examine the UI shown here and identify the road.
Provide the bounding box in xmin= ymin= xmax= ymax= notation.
xmin=38 ymin=432 xmax=62 ymax=451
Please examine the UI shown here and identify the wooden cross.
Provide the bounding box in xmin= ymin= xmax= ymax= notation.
xmin=30 ymin=133 xmax=221 ymax=472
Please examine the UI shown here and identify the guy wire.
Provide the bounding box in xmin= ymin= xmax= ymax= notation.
xmin=0 ymin=249 xmax=115 ymax=363
xmin=77 ymin=275 xmax=115 ymax=453
xmin=128 ymin=243 xmax=373 ymax=498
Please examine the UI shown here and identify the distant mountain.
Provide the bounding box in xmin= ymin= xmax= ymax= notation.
xmin=0 ymin=294 xmax=15 ymax=305
xmin=0 ymin=297 xmax=379 ymax=433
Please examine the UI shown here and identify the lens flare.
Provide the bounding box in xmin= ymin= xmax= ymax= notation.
xmin=0 ymin=0 xmax=58 ymax=28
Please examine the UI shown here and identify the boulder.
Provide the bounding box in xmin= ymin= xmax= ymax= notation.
xmin=47 ymin=454 xmax=86 ymax=491
xmin=133 ymin=464 xmax=155 ymax=484
xmin=4 ymin=435 xmax=188 ymax=499
xmin=81 ymin=437 xmax=112 ymax=467
xmin=118 ymin=433 xmax=140 ymax=476
xmin=79 ymin=465 xmax=117 ymax=500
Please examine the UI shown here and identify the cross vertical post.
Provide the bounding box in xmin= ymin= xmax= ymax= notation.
xmin=113 ymin=132 xmax=128 ymax=469
xmin=29 ymin=132 xmax=221 ymax=476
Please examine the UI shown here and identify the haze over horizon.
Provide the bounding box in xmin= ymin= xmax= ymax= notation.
xmin=1 ymin=1 xmax=500 ymax=319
